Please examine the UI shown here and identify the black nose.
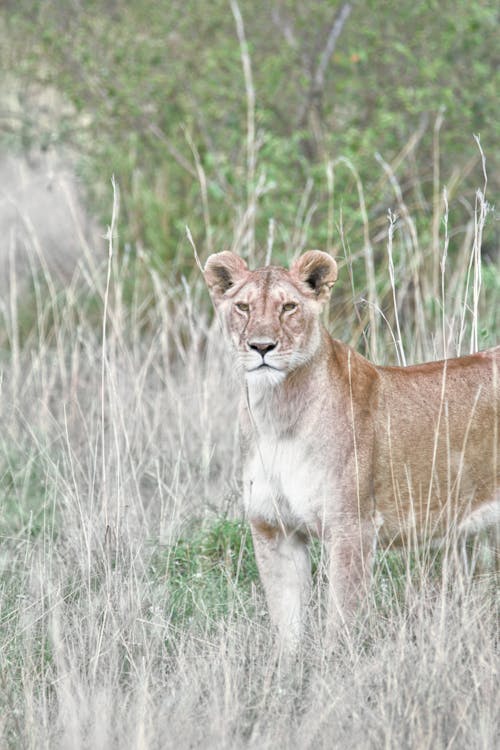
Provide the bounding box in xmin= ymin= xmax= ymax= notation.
xmin=249 ymin=340 xmax=277 ymax=356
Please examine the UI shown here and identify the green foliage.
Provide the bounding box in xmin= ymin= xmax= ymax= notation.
xmin=2 ymin=1 xmax=498 ymax=275
xmin=152 ymin=518 xmax=260 ymax=625
xmin=0 ymin=446 xmax=53 ymax=541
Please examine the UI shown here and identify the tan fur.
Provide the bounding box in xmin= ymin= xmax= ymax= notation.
xmin=205 ymin=250 xmax=500 ymax=649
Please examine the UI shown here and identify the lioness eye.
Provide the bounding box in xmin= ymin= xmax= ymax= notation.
xmin=282 ymin=302 xmax=297 ymax=312
xmin=236 ymin=302 xmax=249 ymax=312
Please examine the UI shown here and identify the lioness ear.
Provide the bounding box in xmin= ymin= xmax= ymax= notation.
xmin=204 ymin=251 xmax=249 ymax=303
xmin=290 ymin=250 xmax=338 ymax=300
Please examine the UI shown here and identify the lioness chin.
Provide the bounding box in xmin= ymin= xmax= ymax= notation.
xmin=205 ymin=250 xmax=500 ymax=650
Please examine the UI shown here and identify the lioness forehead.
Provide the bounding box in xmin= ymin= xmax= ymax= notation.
xmin=235 ymin=266 xmax=300 ymax=298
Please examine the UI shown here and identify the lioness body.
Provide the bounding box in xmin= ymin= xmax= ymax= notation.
xmin=205 ymin=251 xmax=500 ymax=648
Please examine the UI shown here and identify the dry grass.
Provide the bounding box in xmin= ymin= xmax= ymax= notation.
xmin=0 ymin=165 xmax=498 ymax=749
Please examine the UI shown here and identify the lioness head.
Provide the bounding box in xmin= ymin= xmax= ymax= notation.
xmin=204 ymin=250 xmax=337 ymax=385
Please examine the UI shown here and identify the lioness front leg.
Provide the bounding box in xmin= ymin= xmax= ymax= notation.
xmin=326 ymin=519 xmax=376 ymax=635
xmin=250 ymin=520 xmax=311 ymax=651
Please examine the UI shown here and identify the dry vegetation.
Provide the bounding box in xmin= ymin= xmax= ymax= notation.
xmin=0 ymin=157 xmax=498 ymax=748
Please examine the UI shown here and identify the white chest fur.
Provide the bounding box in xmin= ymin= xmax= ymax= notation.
xmin=243 ymin=432 xmax=327 ymax=529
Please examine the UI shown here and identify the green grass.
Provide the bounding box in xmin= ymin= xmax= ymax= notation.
xmin=0 ymin=447 xmax=54 ymax=541
xmin=153 ymin=518 xmax=260 ymax=625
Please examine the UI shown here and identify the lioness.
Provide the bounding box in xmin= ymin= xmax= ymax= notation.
xmin=204 ymin=250 xmax=500 ymax=649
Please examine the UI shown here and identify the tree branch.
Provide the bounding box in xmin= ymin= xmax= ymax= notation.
xmin=313 ymin=3 xmax=352 ymax=96
xmin=297 ymin=2 xmax=353 ymax=130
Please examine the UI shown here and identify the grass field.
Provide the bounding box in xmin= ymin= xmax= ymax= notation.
xmin=0 ymin=177 xmax=498 ymax=748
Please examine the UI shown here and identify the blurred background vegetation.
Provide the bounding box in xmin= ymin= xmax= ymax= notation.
xmin=1 ymin=0 xmax=498 ymax=279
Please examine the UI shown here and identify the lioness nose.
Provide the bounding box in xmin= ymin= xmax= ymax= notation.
xmin=249 ymin=340 xmax=277 ymax=356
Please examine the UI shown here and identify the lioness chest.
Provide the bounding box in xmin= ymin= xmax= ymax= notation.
xmin=243 ymin=432 xmax=333 ymax=532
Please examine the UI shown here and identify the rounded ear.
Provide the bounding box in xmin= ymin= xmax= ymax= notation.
xmin=290 ymin=250 xmax=338 ymax=300
xmin=204 ymin=251 xmax=248 ymax=303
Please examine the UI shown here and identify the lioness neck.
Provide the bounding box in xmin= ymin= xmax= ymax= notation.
xmin=245 ymin=327 xmax=335 ymax=436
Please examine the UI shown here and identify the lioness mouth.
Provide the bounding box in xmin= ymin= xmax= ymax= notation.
xmin=250 ymin=363 xmax=276 ymax=372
